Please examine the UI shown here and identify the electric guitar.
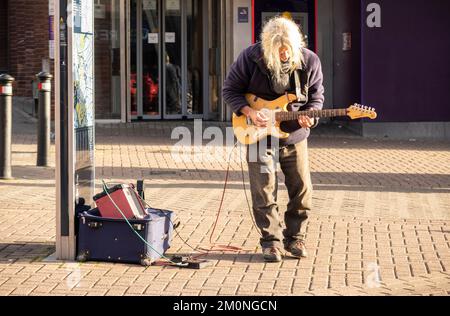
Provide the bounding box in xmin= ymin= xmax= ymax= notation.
xmin=232 ymin=93 xmax=378 ymax=145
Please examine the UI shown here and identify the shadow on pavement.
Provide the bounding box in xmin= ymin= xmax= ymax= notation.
xmin=10 ymin=166 xmax=54 ymax=180
xmin=95 ymin=167 xmax=450 ymax=193
xmin=0 ymin=242 xmax=55 ymax=264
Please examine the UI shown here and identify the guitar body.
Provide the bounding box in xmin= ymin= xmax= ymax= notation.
xmin=232 ymin=93 xmax=298 ymax=145
xmin=232 ymin=94 xmax=377 ymax=145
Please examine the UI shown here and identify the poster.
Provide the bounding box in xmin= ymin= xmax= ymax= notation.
xmin=94 ymin=4 xmax=106 ymax=19
xmin=72 ymin=0 xmax=95 ymax=208
xmin=261 ymin=12 xmax=309 ymax=36
xmin=166 ymin=0 xmax=180 ymax=11
xmin=49 ymin=15 xmax=55 ymax=59
xmin=143 ymin=0 xmax=157 ymax=10
xmin=252 ymin=0 xmax=315 ymax=48
xmin=238 ymin=7 xmax=249 ymax=23
xmin=49 ymin=0 xmax=54 ymax=15
xmin=73 ymin=0 xmax=93 ymax=34
xmin=165 ymin=32 xmax=176 ymax=43
xmin=49 ymin=0 xmax=54 ymax=59
xmin=343 ymin=32 xmax=352 ymax=51
xmin=148 ymin=33 xmax=159 ymax=44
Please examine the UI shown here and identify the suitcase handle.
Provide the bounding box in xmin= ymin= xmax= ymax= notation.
xmin=88 ymin=222 xmax=103 ymax=229
xmin=133 ymin=224 xmax=144 ymax=232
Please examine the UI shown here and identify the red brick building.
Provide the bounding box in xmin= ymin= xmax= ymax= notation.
xmin=0 ymin=1 xmax=8 ymax=73
xmin=0 ymin=0 xmax=117 ymax=118
xmin=0 ymin=0 xmax=54 ymax=97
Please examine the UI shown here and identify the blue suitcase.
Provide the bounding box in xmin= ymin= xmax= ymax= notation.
xmin=77 ymin=208 xmax=174 ymax=266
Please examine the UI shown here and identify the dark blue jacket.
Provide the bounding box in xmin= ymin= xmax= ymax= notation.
xmin=223 ymin=43 xmax=325 ymax=145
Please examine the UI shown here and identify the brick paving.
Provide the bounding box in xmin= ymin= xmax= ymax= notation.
xmin=0 ymin=107 xmax=449 ymax=296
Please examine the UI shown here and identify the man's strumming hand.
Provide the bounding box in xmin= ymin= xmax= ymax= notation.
xmin=241 ymin=106 xmax=269 ymax=128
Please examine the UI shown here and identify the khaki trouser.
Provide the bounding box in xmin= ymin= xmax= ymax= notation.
xmin=247 ymin=139 xmax=313 ymax=249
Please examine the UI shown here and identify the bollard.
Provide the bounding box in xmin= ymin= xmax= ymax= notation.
xmin=36 ymin=72 xmax=53 ymax=167
xmin=0 ymin=74 xmax=14 ymax=180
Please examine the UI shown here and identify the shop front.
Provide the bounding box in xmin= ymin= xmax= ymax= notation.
xmin=94 ymin=0 xmax=223 ymax=122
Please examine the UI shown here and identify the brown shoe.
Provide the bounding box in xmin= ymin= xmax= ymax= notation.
xmin=285 ymin=240 xmax=308 ymax=258
xmin=262 ymin=247 xmax=282 ymax=262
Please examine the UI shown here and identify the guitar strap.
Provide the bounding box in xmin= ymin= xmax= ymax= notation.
xmin=294 ymin=70 xmax=308 ymax=104
xmin=295 ymin=69 xmax=319 ymax=127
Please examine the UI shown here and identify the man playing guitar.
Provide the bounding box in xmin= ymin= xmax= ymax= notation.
xmin=223 ymin=16 xmax=324 ymax=262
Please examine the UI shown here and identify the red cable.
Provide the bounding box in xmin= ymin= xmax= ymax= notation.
xmin=192 ymin=145 xmax=257 ymax=259
xmin=208 ymin=156 xmax=232 ymax=245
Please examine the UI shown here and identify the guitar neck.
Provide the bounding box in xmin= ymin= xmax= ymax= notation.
xmin=276 ymin=108 xmax=348 ymax=122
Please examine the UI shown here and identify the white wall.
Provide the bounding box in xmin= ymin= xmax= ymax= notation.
xmin=232 ymin=0 xmax=253 ymax=60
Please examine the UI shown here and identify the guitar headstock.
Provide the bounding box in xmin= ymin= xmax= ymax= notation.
xmin=347 ymin=104 xmax=377 ymax=120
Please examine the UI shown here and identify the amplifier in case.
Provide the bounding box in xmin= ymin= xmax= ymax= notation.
xmin=93 ymin=184 xmax=147 ymax=219
xmin=77 ymin=208 xmax=174 ymax=265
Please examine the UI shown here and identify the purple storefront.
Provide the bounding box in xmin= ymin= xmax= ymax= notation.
xmin=234 ymin=0 xmax=450 ymax=139
xmin=359 ymin=0 xmax=450 ymax=138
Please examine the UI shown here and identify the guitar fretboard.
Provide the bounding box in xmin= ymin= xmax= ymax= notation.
xmin=276 ymin=109 xmax=348 ymax=122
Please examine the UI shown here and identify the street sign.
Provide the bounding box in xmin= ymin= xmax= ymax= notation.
xmin=238 ymin=7 xmax=249 ymax=23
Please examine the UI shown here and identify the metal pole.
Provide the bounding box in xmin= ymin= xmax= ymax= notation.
xmin=0 ymin=74 xmax=14 ymax=180
xmin=36 ymin=72 xmax=53 ymax=167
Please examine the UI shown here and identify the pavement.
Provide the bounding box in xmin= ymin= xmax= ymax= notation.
xmin=0 ymin=104 xmax=449 ymax=296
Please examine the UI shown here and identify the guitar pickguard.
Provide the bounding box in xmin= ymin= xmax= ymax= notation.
xmin=232 ymin=93 xmax=297 ymax=145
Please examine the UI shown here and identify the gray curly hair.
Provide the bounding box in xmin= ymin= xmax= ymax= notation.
xmin=261 ymin=16 xmax=306 ymax=79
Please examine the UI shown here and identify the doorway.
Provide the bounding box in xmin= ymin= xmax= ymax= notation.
xmin=129 ymin=0 xmax=205 ymax=120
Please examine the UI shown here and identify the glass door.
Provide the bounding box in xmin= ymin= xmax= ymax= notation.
xmin=131 ymin=0 xmax=161 ymax=119
xmin=129 ymin=0 xmax=205 ymax=120
xmin=142 ymin=0 xmax=161 ymax=117
xmin=164 ymin=0 xmax=205 ymax=119
xmin=187 ymin=0 xmax=204 ymax=117
xmin=94 ymin=0 xmax=125 ymax=121
xmin=163 ymin=0 xmax=183 ymax=118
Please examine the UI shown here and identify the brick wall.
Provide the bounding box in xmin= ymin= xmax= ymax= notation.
xmin=7 ymin=0 xmax=53 ymax=97
xmin=6 ymin=1 xmax=120 ymax=119
xmin=0 ymin=0 xmax=8 ymax=71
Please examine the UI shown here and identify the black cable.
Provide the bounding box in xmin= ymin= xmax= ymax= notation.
xmin=137 ymin=197 xmax=207 ymax=257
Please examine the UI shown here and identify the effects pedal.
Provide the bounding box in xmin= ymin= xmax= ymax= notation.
xmin=171 ymin=256 xmax=213 ymax=270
